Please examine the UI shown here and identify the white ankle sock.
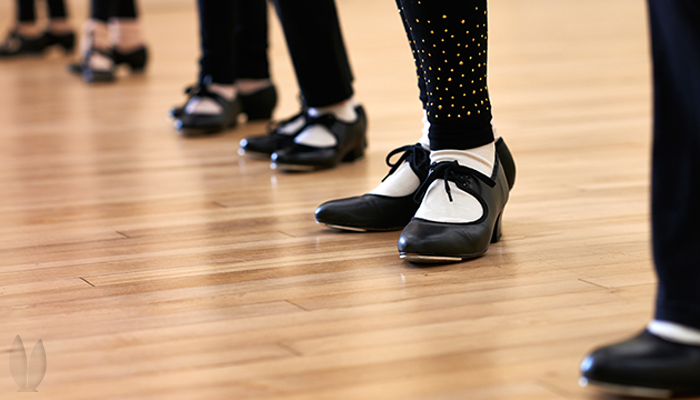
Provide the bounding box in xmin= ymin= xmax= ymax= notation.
xmin=236 ymin=79 xmax=272 ymax=96
xmin=419 ymin=110 xmax=431 ymax=150
xmin=80 ymin=19 xmax=110 ymax=56
xmin=370 ymin=160 xmax=422 ymax=197
xmin=307 ymin=99 xmax=358 ymax=122
xmin=413 ymin=142 xmax=495 ymax=223
xmin=109 ymin=18 xmax=143 ymax=52
xmin=184 ymin=83 xmax=236 ymax=115
xmin=648 ymin=320 xmax=700 ymax=346
xmin=277 ymin=114 xmax=306 ymax=136
xmin=293 ymin=98 xmax=358 ymax=148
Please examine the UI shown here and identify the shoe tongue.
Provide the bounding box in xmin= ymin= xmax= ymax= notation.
xmin=430 ymin=143 xmax=495 ymax=177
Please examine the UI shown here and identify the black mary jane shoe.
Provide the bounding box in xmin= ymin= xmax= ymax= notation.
xmin=315 ymin=138 xmax=515 ymax=233
xmin=69 ymin=45 xmax=147 ymax=76
xmin=43 ymin=30 xmax=75 ymax=54
xmin=239 ymin=110 xmax=307 ymax=157
xmin=75 ymin=48 xmax=116 ymax=83
xmin=270 ymin=105 xmax=368 ymax=171
xmin=170 ymin=84 xmax=277 ymax=122
xmin=314 ymin=144 xmax=431 ymax=231
xmin=113 ymin=46 xmax=148 ymax=72
xmin=397 ymin=140 xmax=515 ymax=263
xmin=580 ymin=330 xmax=700 ymax=399
xmin=0 ymin=30 xmax=46 ymax=57
xmin=173 ymin=86 xmax=243 ymax=137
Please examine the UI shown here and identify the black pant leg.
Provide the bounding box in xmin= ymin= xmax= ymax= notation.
xmin=111 ymin=0 xmax=138 ymax=19
xmin=271 ymin=0 xmax=354 ymax=107
xmin=395 ymin=0 xmax=493 ymax=150
xmin=395 ymin=0 xmax=428 ymax=107
xmin=46 ymin=0 xmax=68 ymax=19
xmin=91 ymin=0 xmax=111 ymax=22
xmin=236 ymin=0 xmax=270 ymax=80
xmin=648 ymin=0 xmax=700 ymax=330
xmin=197 ymin=0 xmax=239 ymax=84
xmin=17 ymin=0 xmax=36 ymax=23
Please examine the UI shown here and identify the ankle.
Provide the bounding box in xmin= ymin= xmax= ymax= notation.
xmin=235 ymin=79 xmax=272 ymax=96
xmin=81 ymin=20 xmax=110 ymax=55
xmin=430 ymin=141 xmax=495 ymax=177
xmin=208 ymin=83 xmax=236 ymax=101
xmin=48 ymin=19 xmax=73 ymax=35
xmin=308 ymin=98 xmax=357 ymax=123
xmin=16 ymin=23 xmax=42 ymax=38
xmin=109 ymin=18 xmax=143 ymax=52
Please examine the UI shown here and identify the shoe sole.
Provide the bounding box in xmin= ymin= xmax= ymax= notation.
xmin=319 ymin=223 xmax=368 ymax=232
xmin=399 ymin=253 xmax=479 ymax=263
xmin=579 ymin=377 xmax=673 ymax=399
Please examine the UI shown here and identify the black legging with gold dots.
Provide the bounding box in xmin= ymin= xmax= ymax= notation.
xmin=396 ymin=0 xmax=493 ymax=151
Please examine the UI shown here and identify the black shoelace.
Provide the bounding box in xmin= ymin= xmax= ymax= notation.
xmin=414 ymin=160 xmax=496 ymax=203
xmin=381 ymin=144 xmax=431 ymax=183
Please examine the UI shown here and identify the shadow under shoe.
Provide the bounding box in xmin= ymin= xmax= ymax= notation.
xmin=580 ymin=330 xmax=700 ymax=399
xmin=173 ymin=87 xmax=243 ymax=137
xmin=398 ymin=139 xmax=515 ymax=263
xmin=271 ymin=105 xmax=368 ymax=171
xmin=314 ymin=144 xmax=430 ymax=231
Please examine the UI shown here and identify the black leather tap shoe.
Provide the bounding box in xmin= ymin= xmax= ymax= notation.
xmin=314 ymin=144 xmax=431 ymax=231
xmin=580 ymin=330 xmax=700 ymax=398
xmin=397 ymin=140 xmax=515 ymax=263
xmin=170 ymin=84 xmax=277 ymax=123
xmin=113 ymin=46 xmax=148 ymax=72
xmin=173 ymin=86 xmax=243 ymax=137
xmin=270 ymin=105 xmax=367 ymax=171
xmin=0 ymin=29 xmax=75 ymax=57
xmin=44 ymin=31 xmax=75 ymax=53
xmin=239 ymin=110 xmax=307 ymax=157
xmin=69 ymin=45 xmax=147 ymax=77
xmin=74 ymin=48 xmax=116 ymax=83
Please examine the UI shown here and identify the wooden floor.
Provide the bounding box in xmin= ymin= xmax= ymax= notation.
xmin=0 ymin=1 xmax=662 ymax=399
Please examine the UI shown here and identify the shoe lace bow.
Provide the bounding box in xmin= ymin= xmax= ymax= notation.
xmin=382 ymin=144 xmax=430 ymax=182
xmin=414 ymin=160 xmax=496 ymax=203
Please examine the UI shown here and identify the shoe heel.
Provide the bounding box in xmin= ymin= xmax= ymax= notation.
xmin=491 ymin=212 xmax=503 ymax=243
xmin=128 ymin=48 xmax=148 ymax=72
xmin=59 ymin=34 xmax=76 ymax=54
xmin=240 ymin=86 xmax=277 ymax=121
xmin=496 ymin=138 xmax=516 ymax=190
xmin=342 ymin=144 xmax=365 ymax=162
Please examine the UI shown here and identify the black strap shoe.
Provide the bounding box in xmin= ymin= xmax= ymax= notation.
xmin=580 ymin=330 xmax=700 ymax=398
xmin=314 ymin=144 xmax=431 ymax=231
xmin=0 ymin=30 xmax=46 ymax=57
xmin=170 ymin=84 xmax=277 ymax=123
xmin=397 ymin=139 xmax=515 ymax=263
xmin=173 ymin=85 xmax=243 ymax=137
xmin=113 ymin=46 xmax=148 ymax=72
xmin=270 ymin=105 xmax=368 ymax=171
xmin=239 ymin=110 xmax=307 ymax=157
xmin=43 ymin=30 xmax=75 ymax=54
xmin=77 ymin=48 xmax=116 ymax=83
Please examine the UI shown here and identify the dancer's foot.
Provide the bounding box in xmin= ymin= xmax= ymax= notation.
xmin=398 ymin=139 xmax=515 ymax=263
xmin=580 ymin=328 xmax=700 ymax=398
